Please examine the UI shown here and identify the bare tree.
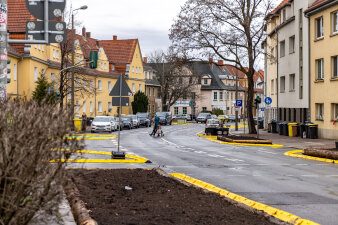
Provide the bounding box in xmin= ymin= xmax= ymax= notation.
xmin=148 ymin=49 xmax=199 ymax=112
xmin=170 ymin=0 xmax=274 ymax=133
xmin=0 ymin=100 xmax=83 ymax=225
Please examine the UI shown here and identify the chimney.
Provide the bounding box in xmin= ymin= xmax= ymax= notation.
xmin=113 ymin=35 xmax=117 ymax=41
xmin=209 ymin=58 xmax=213 ymax=64
xmin=86 ymin=32 xmax=91 ymax=38
xmin=218 ymin=60 xmax=223 ymax=66
xmin=143 ymin=57 xmax=148 ymax=63
xmin=82 ymin=27 xmax=86 ymax=37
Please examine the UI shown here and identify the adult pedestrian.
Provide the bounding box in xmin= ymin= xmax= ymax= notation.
xmin=150 ymin=115 xmax=160 ymax=136
xmin=81 ymin=112 xmax=87 ymax=132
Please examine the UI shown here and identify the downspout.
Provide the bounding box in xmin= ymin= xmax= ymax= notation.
xmin=16 ymin=56 xmax=23 ymax=98
xmin=308 ymin=16 xmax=311 ymax=122
xmin=276 ymin=32 xmax=279 ymax=121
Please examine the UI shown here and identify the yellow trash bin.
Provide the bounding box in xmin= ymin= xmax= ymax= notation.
xmin=73 ymin=119 xmax=82 ymax=132
xmin=288 ymin=123 xmax=297 ymax=137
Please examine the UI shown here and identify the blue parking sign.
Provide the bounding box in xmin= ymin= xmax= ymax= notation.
xmin=265 ymin=97 xmax=272 ymax=105
xmin=235 ymin=100 xmax=243 ymax=107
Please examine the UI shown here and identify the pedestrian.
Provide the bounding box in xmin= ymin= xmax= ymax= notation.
xmin=81 ymin=112 xmax=87 ymax=132
xmin=150 ymin=115 xmax=160 ymax=136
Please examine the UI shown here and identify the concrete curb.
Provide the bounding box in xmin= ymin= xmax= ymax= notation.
xmin=284 ymin=150 xmax=338 ymax=164
xmin=170 ymin=173 xmax=319 ymax=225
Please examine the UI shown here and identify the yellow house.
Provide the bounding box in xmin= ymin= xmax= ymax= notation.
xmin=305 ymin=0 xmax=338 ymax=139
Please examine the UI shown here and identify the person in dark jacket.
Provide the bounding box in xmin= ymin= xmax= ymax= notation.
xmin=150 ymin=115 xmax=160 ymax=136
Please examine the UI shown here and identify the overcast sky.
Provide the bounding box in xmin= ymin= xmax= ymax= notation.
xmin=69 ymin=0 xmax=278 ymax=61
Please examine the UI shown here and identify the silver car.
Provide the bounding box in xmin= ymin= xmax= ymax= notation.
xmin=127 ymin=115 xmax=140 ymax=128
xmin=91 ymin=116 xmax=114 ymax=133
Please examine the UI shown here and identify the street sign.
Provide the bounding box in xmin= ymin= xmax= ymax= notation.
xmin=261 ymin=108 xmax=265 ymax=112
xmin=235 ymin=100 xmax=243 ymax=107
xmin=109 ymin=76 xmax=132 ymax=96
xmin=112 ymin=97 xmax=129 ymax=107
xmin=265 ymin=97 xmax=272 ymax=105
xmin=26 ymin=21 xmax=66 ymax=44
xmin=26 ymin=0 xmax=66 ymax=20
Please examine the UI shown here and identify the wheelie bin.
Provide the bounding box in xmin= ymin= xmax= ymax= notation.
xmin=299 ymin=124 xmax=306 ymax=138
xmin=284 ymin=123 xmax=289 ymax=136
xmin=308 ymin=124 xmax=318 ymax=139
xmin=271 ymin=121 xmax=277 ymax=133
xmin=288 ymin=123 xmax=298 ymax=137
xmin=278 ymin=122 xmax=284 ymax=135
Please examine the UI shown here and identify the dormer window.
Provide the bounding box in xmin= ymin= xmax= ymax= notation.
xmin=204 ymin=79 xmax=208 ymax=85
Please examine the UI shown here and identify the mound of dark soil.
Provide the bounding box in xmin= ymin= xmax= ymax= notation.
xmin=68 ymin=169 xmax=277 ymax=225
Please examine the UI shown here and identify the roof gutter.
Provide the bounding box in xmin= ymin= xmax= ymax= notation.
xmin=304 ymin=0 xmax=338 ymax=17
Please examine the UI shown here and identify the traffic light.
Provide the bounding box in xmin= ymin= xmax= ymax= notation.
xmin=254 ymin=96 xmax=261 ymax=108
xmin=89 ymin=51 xmax=98 ymax=69
xmin=6 ymin=59 xmax=11 ymax=83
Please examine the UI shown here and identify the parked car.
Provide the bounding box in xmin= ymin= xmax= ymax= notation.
xmin=217 ymin=115 xmax=228 ymax=123
xmin=136 ymin=112 xmax=152 ymax=127
xmin=211 ymin=114 xmax=217 ymax=119
xmin=186 ymin=114 xmax=193 ymax=121
xmin=156 ymin=112 xmax=172 ymax=125
xmin=196 ymin=113 xmax=211 ymax=123
xmin=205 ymin=119 xmax=222 ymax=129
xmin=121 ymin=117 xmax=133 ymax=129
xmin=107 ymin=116 xmax=118 ymax=131
xmin=127 ymin=115 xmax=140 ymax=128
xmin=113 ymin=117 xmax=123 ymax=130
xmin=173 ymin=114 xmax=190 ymax=120
xmin=91 ymin=116 xmax=114 ymax=133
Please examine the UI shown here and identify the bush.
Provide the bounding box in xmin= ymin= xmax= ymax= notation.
xmin=211 ymin=108 xmax=224 ymax=116
xmin=0 ymin=100 xmax=83 ymax=225
xmin=132 ymin=91 xmax=149 ymax=114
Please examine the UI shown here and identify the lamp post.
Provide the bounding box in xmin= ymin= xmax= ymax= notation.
xmin=71 ymin=5 xmax=88 ymax=116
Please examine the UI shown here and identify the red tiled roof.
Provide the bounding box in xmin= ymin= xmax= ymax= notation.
xmin=224 ymin=65 xmax=247 ymax=79
xmin=8 ymin=0 xmax=35 ymax=33
xmin=304 ymin=0 xmax=333 ymax=13
xmin=267 ymin=0 xmax=290 ymax=17
xmin=100 ymin=39 xmax=138 ymax=64
xmin=76 ymin=34 xmax=100 ymax=60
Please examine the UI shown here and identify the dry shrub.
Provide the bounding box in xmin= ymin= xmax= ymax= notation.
xmin=0 ymin=100 xmax=83 ymax=225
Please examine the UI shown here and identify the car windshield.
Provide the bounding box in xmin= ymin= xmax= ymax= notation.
xmin=207 ymin=120 xmax=219 ymax=124
xmin=127 ymin=115 xmax=137 ymax=119
xmin=198 ymin=113 xmax=208 ymax=117
xmin=121 ymin=117 xmax=130 ymax=121
xmin=137 ymin=113 xmax=147 ymax=118
xmin=93 ymin=117 xmax=110 ymax=122
xmin=156 ymin=112 xmax=166 ymax=116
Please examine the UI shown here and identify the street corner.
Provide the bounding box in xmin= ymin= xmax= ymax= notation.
xmin=284 ymin=150 xmax=338 ymax=164
xmin=170 ymin=173 xmax=320 ymax=225
xmin=50 ymin=149 xmax=151 ymax=164
xmin=65 ymin=134 xmax=117 ymax=140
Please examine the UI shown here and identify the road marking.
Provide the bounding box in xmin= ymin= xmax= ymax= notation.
xmin=296 ymin=164 xmax=309 ymax=166
xmin=224 ymin=158 xmax=244 ymax=162
xmin=194 ymin=151 xmax=207 ymax=154
xmin=326 ymin=175 xmax=338 ymax=177
xmin=208 ymin=154 xmax=225 ymax=158
xmin=300 ymin=175 xmax=318 ymax=177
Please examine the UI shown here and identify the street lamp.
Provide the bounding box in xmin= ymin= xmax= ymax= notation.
xmin=71 ymin=5 xmax=88 ymax=116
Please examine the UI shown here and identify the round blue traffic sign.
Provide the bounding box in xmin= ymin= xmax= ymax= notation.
xmin=265 ymin=97 xmax=272 ymax=105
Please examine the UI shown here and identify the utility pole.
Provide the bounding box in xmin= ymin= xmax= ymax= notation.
xmin=0 ymin=1 xmax=7 ymax=100
xmin=71 ymin=13 xmax=75 ymax=116
xmin=235 ymin=43 xmax=239 ymax=131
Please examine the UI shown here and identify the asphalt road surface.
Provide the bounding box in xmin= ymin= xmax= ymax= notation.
xmin=74 ymin=124 xmax=338 ymax=225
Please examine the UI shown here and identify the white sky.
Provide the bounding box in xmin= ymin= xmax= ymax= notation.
xmin=69 ymin=0 xmax=185 ymax=57
xmin=69 ymin=0 xmax=279 ymax=60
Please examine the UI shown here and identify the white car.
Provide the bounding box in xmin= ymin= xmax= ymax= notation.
xmin=108 ymin=116 xmax=118 ymax=131
xmin=91 ymin=116 xmax=115 ymax=133
xmin=127 ymin=115 xmax=140 ymax=128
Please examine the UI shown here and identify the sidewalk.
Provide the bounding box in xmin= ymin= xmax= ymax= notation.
xmin=230 ymin=128 xmax=335 ymax=149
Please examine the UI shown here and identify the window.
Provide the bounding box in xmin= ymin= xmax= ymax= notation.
xmin=281 ymin=8 xmax=286 ymax=23
xmin=132 ymin=66 xmax=135 ymax=73
xmin=53 ymin=49 xmax=55 ymax=58
xmin=280 ymin=40 xmax=285 ymax=57
xmin=77 ymin=56 xmax=80 ymax=64
xmin=90 ymin=101 xmax=93 ymax=113
xmin=149 ymin=88 xmax=151 ymax=96
xmin=333 ymin=11 xmax=338 ymax=34
xmin=204 ymin=79 xmax=208 ymax=85
xmin=316 ymin=59 xmax=324 ymax=80
xmin=34 ymin=67 xmax=38 ymax=82
xmin=202 ymin=107 xmax=207 ymax=111
xmin=51 ymin=73 xmax=55 ymax=82
xmin=220 ymin=92 xmax=223 ymax=101
xmin=38 ymin=45 xmax=40 ymax=50
xmin=98 ymin=102 xmax=102 ymax=113
xmin=104 ymin=63 xmax=107 ymax=70
xmin=139 ymin=84 xmax=142 ymax=91
xmin=174 ymin=107 xmax=179 ymax=115
xmin=332 ymin=56 xmax=338 ymax=78
xmin=289 ymin=74 xmax=295 ymax=91
xmin=333 ymin=103 xmax=338 ymax=120
xmin=316 ymin=103 xmax=324 ymax=120
xmin=230 ymin=93 xmax=233 ymax=100
xmin=42 ymin=45 xmax=44 ymax=51
xmin=136 ymin=53 xmax=138 ymax=58
xmin=132 ymin=83 xmax=135 ymax=92
xmin=112 ymin=65 xmax=115 ymax=71
xmin=108 ymin=81 xmax=112 ymax=91
xmin=56 ymin=50 xmax=59 ymax=59
xmin=90 ymin=80 xmax=93 ymax=90
xmin=213 ymin=92 xmax=218 ymax=101
xmin=183 ymin=107 xmax=187 ymax=114
xmin=289 ymin=36 xmax=295 ymax=53
xmin=98 ymin=80 xmax=102 ymax=90
xmin=83 ymin=101 xmax=86 ymax=113
xmin=280 ymin=76 xmax=285 ymax=93
xmin=76 ymin=101 xmax=79 ymax=114
xmin=108 ymin=102 xmax=112 ymax=112
xmin=189 ymin=77 xmax=192 ymax=84
xmin=13 ymin=64 xmax=17 ymax=81
xmin=316 ymin=17 xmax=324 ymax=39
xmin=101 ymin=63 xmax=103 ymax=70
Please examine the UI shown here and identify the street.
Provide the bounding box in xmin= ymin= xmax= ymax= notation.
xmin=73 ymin=124 xmax=338 ymax=225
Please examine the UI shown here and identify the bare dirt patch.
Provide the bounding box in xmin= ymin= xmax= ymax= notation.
xmin=218 ymin=135 xmax=273 ymax=144
xmin=303 ymin=148 xmax=338 ymax=160
xmin=68 ymin=169 xmax=279 ymax=225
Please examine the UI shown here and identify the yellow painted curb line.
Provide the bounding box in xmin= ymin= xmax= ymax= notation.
xmin=170 ymin=173 xmax=319 ymax=225
xmin=285 ymin=150 xmax=338 ymax=164
xmin=50 ymin=149 xmax=149 ymax=163
xmin=65 ymin=135 xmax=117 ymax=140
xmin=197 ymin=134 xmax=284 ymax=148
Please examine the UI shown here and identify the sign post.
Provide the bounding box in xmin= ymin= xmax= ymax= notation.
xmin=0 ymin=1 xmax=7 ymax=100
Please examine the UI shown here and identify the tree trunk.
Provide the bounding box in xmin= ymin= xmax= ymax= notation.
xmin=59 ymin=71 xmax=64 ymax=109
xmin=247 ymin=74 xmax=256 ymax=134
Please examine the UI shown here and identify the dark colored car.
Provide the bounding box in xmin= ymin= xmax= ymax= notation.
xmin=136 ymin=112 xmax=152 ymax=127
xmin=156 ymin=112 xmax=172 ymax=125
xmin=196 ymin=113 xmax=211 ymax=123
xmin=121 ymin=117 xmax=132 ymax=130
